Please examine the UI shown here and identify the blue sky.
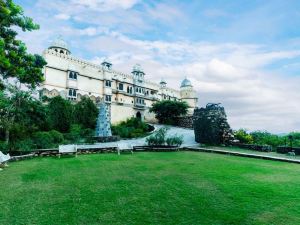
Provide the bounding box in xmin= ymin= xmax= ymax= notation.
xmin=15 ymin=0 xmax=300 ymax=132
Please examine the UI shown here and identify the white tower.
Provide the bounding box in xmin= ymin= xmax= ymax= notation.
xmin=180 ymin=77 xmax=198 ymax=114
xmin=132 ymin=64 xmax=145 ymax=83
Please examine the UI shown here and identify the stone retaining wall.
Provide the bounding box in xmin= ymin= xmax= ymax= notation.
xmin=175 ymin=116 xmax=193 ymax=128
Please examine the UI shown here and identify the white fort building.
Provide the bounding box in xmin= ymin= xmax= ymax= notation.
xmin=40 ymin=37 xmax=198 ymax=124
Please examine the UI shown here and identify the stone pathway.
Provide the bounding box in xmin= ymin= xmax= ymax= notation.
xmin=77 ymin=125 xmax=197 ymax=150
xmin=184 ymin=147 xmax=300 ymax=164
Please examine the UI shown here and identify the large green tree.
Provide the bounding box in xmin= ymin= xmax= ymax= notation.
xmin=0 ymin=0 xmax=46 ymax=90
xmin=0 ymin=85 xmax=47 ymax=144
xmin=74 ymin=97 xmax=98 ymax=129
xmin=150 ymin=100 xmax=189 ymax=124
xmin=47 ymin=96 xmax=73 ymax=133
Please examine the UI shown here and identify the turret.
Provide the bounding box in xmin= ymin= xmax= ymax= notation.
xmin=48 ymin=36 xmax=70 ymax=55
xmin=160 ymin=78 xmax=167 ymax=88
xmin=101 ymin=59 xmax=112 ymax=71
xmin=132 ymin=64 xmax=145 ymax=83
xmin=180 ymin=77 xmax=198 ymax=114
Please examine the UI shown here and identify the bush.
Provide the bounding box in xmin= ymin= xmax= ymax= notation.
xmin=146 ymin=127 xmax=169 ymax=146
xmin=33 ymin=130 xmax=64 ymax=149
xmin=166 ymin=135 xmax=184 ymax=147
xmin=0 ymin=141 xmax=9 ymax=153
xmin=112 ymin=117 xmax=150 ymax=138
xmin=49 ymin=130 xmax=64 ymax=144
xmin=11 ymin=139 xmax=35 ymax=152
xmin=64 ymin=124 xmax=82 ymax=143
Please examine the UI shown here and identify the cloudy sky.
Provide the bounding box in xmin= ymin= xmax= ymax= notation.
xmin=15 ymin=0 xmax=300 ymax=133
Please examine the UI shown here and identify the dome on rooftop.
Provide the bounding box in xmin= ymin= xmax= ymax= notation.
xmin=180 ymin=77 xmax=192 ymax=88
xmin=132 ymin=64 xmax=144 ymax=73
xmin=160 ymin=78 xmax=167 ymax=84
xmin=49 ymin=36 xmax=70 ymax=52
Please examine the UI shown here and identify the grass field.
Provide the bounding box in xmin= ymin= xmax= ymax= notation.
xmin=1 ymin=152 xmax=300 ymax=225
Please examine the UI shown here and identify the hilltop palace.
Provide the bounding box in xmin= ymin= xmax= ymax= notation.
xmin=39 ymin=37 xmax=198 ymax=124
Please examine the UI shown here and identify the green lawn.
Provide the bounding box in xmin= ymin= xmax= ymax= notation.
xmin=1 ymin=152 xmax=300 ymax=225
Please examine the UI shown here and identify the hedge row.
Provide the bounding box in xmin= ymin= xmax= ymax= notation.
xmin=276 ymin=146 xmax=300 ymax=155
xmin=234 ymin=143 xmax=273 ymax=152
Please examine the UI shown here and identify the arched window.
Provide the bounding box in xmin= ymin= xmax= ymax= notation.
xmin=60 ymin=50 xmax=64 ymax=54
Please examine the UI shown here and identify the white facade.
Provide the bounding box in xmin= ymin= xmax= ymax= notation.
xmin=40 ymin=37 xmax=198 ymax=124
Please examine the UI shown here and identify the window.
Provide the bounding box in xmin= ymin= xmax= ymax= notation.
xmin=68 ymin=71 xmax=78 ymax=80
xmin=119 ymin=83 xmax=124 ymax=91
xmin=105 ymin=95 xmax=111 ymax=102
xmin=105 ymin=80 xmax=111 ymax=87
xmin=68 ymin=89 xmax=77 ymax=100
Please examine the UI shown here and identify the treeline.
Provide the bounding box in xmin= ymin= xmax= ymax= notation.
xmin=234 ymin=129 xmax=300 ymax=147
xmin=0 ymin=90 xmax=98 ymax=152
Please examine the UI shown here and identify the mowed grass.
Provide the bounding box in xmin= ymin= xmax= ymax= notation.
xmin=1 ymin=152 xmax=300 ymax=225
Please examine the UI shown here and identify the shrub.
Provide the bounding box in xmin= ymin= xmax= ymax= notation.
xmin=33 ymin=130 xmax=64 ymax=149
xmin=33 ymin=131 xmax=55 ymax=149
xmin=166 ymin=135 xmax=184 ymax=146
xmin=11 ymin=139 xmax=35 ymax=152
xmin=146 ymin=127 xmax=169 ymax=146
xmin=65 ymin=124 xmax=82 ymax=143
xmin=0 ymin=141 xmax=9 ymax=153
xmin=112 ymin=117 xmax=150 ymax=138
xmin=49 ymin=130 xmax=64 ymax=144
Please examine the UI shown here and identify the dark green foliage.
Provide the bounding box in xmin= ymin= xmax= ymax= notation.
xmin=65 ymin=124 xmax=82 ymax=143
xmin=149 ymin=100 xmax=188 ymax=124
xmin=47 ymin=96 xmax=73 ymax=133
xmin=234 ymin=130 xmax=300 ymax=148
xmin=194 ymin=104 xmax=233 ymax=145
xmin=250 ymin=131 xmax=285 ymax=147
xmin=10 ymin=138 xmax=34 ymax=151
xmin=0 ymin=0 xmax=46 ymax=90
xmin=74 ymin=97 xmax=98 ymax=129
xmin=112 ymin=117 xmax=150 ymax=138
xmin=0 ymin=87 xmax=48 ymax=145
xmin=32 ymin=130 xmax=64 ymax=149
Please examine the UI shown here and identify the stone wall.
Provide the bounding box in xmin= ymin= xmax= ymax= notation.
xmin=193 ymin=103 xmax=234 ymax=144
xmin=175 ymin=116 xmax=193 ymax=129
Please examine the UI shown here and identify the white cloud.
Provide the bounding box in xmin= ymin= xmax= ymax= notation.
xmin=54 ymin=13 xmax=71 ymax=20
xmin=70 ymin=0 xmax=140 ymax=11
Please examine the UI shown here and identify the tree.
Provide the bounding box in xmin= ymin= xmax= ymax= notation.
xmin=74 ymin=97 xmax=98 ymax=129
xmin=0 ymin=0 xmax=46 ymax=90
xmin=149 ymin=100 xmax=189 ymax=124
xmin=234 ymin=129 xmax=254 ymax=144
xmin=47 ymin=96 xmax=73 ymax=132
xmin=0 ymin=85 xmax=47 ymax=144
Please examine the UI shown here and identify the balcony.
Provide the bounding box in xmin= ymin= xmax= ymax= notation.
xmin=134 ymin=102 xmax=145 ymax=109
